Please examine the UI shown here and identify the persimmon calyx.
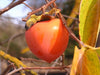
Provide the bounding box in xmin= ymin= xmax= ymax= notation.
xmin=25 ymin=8 xmax=61 ymax=30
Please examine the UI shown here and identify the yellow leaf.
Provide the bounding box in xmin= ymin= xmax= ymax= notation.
xmin=70 ymin=46 xmax=85 ymax=75
xmin=21 ymin=47 xmax=30 ymax=54
xmin=79 ymin=0 xmax=100 ymax=47
xmin=81 ymin=48 xmax=100 ymax=75
xmin=70 ymin=47 xmax=100 ymax=75
xmin=48 ymin=8 xmax=60 ymax=15
xmin=66 ymin=0 xmax=81 ymax=26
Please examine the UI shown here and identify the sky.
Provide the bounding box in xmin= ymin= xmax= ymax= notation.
xmin=0 ymin=0 xmax=32 ymax=25
xmin=0 ymin=0 xmax=31 ymax=18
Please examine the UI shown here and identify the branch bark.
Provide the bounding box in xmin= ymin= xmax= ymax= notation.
xmin=0 ymin=50 xmax=37 ymax=75
xmin=7 ymin=66 xmax=70 ymax=75
xmin=0 ymin=0 xmax=26 ymax=15
xmin=22 ymin=0 xmax=56 ymax=21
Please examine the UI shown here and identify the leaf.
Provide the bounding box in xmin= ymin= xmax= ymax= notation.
xmin=21 ymin=47 xmax=30 ymax=54
xmin=93 ymin=47 xmax=100 ymax=57
xmin=70 ymin=46 xmax=100 ymax=75
xmin=81 ymin=48 xmax=100 ymax=75
xmin=66 ymin=0 xmax=81 ymax=26
xmin=70 ymin=46 xmax=85 ymax=75
xmin=48 ymin=8 xmax=61 ymax=15
xmin=79 ymin=0 xmax=100 ymax=47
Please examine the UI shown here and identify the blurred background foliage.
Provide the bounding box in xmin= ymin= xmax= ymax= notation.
xmin=2 ymin=0 xmax=98 ymax=67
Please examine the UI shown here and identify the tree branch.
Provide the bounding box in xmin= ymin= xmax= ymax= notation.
xmin=0 ymin=50 xmax=37 ymax=75
xmin=6 ymin=32 xmax=25 ymax=53
xmin=22 ymin=0 xmax=56 ymax=22
xmin=0 ymin=0 xmax=26 ymax=15
xmin=7 ymin=66 xmax=70 ymax=75
xmin=22 ymin=2 xmax=34 ymax=11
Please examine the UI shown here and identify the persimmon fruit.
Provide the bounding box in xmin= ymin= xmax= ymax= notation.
xmin=25 ymin=18 xmax=69 ymax=63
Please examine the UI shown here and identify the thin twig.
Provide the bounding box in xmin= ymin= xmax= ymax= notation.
xmin=20 ymin=57 xmax=60 ymax=65
xmin=7 ymin=66 xmax=70 ymax=75
xmin=8 ymin=0 xmax=16 ymax=7
xmin=0 ymin=0 xmax=26 ymax=15
xmin=63 ymin=14 xmax=79 ymax=21
xmin=1 ymin=64 xmax=14 ymax=75
xmin=6 ymin=32 xmax=25 ymax=53
xmin=0 ymin=50 xmax=37 ymax=75
xmin=52 ymin=1 xmax=57 ymax=8
xmin=20 ymin=57 xmax=47 ymax=63
xmin=8 ymin=61 xmax=16 ymax=70
xmin=45 ymin=0 xmax=53 ymax=8
xmin=22 ymin=0 xmax=56 ymax=22
xmin=22 ymin=2 xmax=34 ymax=11
xmin=0 ymin=32 xmax=24 ymax=46
xmin=45 ymin=57 xmax=60 ymax=75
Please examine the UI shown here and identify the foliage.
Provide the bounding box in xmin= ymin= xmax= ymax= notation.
xmin=79 ymin=0 xmax=100 ymax=47
xmin=71 ymin=0 xmax=100 ymax=75
xmin=70 ymin=46 xmax=100 ymax=75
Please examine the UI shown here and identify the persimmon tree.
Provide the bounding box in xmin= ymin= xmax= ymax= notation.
xmin=0 ymin=0 xmax=100 ymax=75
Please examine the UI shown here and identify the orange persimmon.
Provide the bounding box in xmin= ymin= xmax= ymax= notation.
xmin=25 ymin=18 xmax=69 ymax=63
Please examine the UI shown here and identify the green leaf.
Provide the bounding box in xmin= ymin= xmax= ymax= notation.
xmin=79 ymin=0 xmax=100 ymax=47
